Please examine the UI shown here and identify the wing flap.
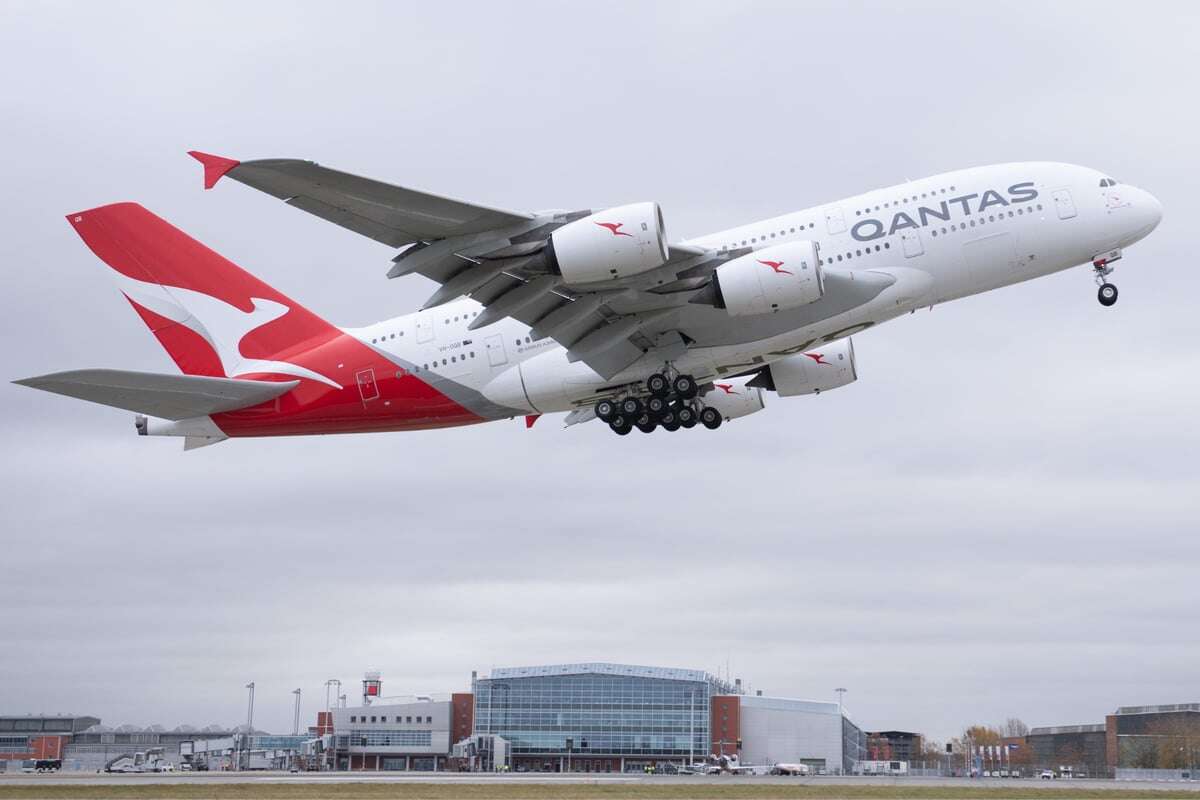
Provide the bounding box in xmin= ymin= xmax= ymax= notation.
xmin=14 ymin=369 xmax=298 ymax=420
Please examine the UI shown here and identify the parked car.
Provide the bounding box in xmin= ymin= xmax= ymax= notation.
xmin=1040 ymin=770 xmax=1056 ymax=779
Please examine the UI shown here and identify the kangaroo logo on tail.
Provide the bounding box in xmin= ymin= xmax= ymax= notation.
xmin=108 ymin=269 xmax=343 ymax=389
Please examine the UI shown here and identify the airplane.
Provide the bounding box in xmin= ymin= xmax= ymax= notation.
xmin=771 ymin=763 xmax=811 ymax=776
xmin=15 ymin=153 xmax=1162 ymax=448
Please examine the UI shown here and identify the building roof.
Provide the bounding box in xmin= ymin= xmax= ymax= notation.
xmin=739 ymin=695 xmax=844 ymax=717
xmin=487 ymin=663 xmax=708 ymax=682
xmin=1115 ymin=703 xmax=1199 ymax=715
xmin=0 ymin=714 xmax=100 ymax=732
xmin=1029 ymin=724 xmax=1107 ymax=735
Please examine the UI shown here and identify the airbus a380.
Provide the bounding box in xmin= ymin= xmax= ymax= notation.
xmin=16 ymin=153 xmax=1162 ymax=448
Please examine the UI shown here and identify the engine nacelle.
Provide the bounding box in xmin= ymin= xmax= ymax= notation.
xmin=547 ymin=202 xmax=669 ymax=285
xmin=703 ymin=376 xmax=766 ymax=421
xmin=768 ymin=338 xmax=857 ymax=396
xmin=712 ymin=241 xmax=823 ymax=316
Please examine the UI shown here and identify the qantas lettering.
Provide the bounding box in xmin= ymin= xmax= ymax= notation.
xmin=851 ymin=182 xmax=1039 ymax=242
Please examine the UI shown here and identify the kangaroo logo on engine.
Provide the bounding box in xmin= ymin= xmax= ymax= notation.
xmin=850 ymin=182 xmax=1038 ymax=242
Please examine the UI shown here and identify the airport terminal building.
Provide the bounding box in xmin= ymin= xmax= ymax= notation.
xmin=321 ymin=663 xmax=863 ymax=773
xmin=2 ymin=662 xmax=866 ymax=774
xmin=472 ymin=663 xmax=716 ymax=773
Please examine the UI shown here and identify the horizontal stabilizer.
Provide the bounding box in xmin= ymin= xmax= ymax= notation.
xmin=14 ymin=369 xmax=297 ymax=420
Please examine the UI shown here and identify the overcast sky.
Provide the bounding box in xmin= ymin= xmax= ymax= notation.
xmin=1 ymin=1 xmax=1197 ymax=743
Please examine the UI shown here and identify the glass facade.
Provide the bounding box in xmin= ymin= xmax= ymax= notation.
xmin=473 ymin=664 xmax=711 ymax=757
xmin=336 ymin=731 xmax=433 ymax=748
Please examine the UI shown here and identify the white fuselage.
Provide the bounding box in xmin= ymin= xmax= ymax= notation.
xmin=347 ymin=162 xmax=1162 ymax=418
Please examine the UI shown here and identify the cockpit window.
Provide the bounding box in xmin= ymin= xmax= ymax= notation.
xmin=1099 ymin=177 xmax=1120 ymax=187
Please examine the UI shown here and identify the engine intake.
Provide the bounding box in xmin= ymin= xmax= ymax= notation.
xmin=545 ymin=202 xmax=669 ymax=285
xmin=708 ymin=241 xmax=823 ymax=316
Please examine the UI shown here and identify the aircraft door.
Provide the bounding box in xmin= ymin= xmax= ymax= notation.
xmin=416 ymin=314 xmax=434 ymax=343
xmin=824 ymin=206 xmax=846 ymax=235
xmin=485 ymin=334 xmax=508 ymax=367
xmin=901 ymin=230 xmax=925 ymax=258
xmin=356 ymin=368 xmax=379 ymax=402
xmin=1052 ymin=189 xmax=1077 ymax=220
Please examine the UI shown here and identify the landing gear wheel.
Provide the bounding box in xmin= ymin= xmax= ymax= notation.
xmin=646 ymin=396 xmax=669 ymax=418
xmin=635 ymin=414 xmax=657 ymax=434
xmin=645 ymin=373 xmax=671 ymax=397
xmin=700 ymin=407 xmax=723 ymax=430
xmin=609 ymin=415 xmax=632 ymax=435
xmin=672 ymin=374 xmax=698 ymax=399
xmin=676 ymin=405 xmax=697 ymax=427
xmin=1098 ymin=283 xmax=1118 ymax=307
xmin=660 ymin=416 xmax=681 ymax=432
xmin=595 ymin=399 xmax=617 ymax=423
xmin=619 ymin=397 xmax=644 ymax=417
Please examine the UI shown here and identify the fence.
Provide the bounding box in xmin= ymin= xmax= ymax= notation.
xmin=1116 ymin=768 xmax=1198 ymax=782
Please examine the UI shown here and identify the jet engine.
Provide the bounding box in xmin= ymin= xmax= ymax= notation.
xmin=545 ymin=202 xmax=669 ymax=285
xmin=709 ymin=241 xmax=823 ymax=316
xmin=702 ymin=375 xmax=766 ymax=420
xmin=762 ymin=338 xmax=857 ymax=396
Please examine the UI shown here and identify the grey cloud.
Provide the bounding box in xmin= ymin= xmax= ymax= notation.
xmin=2 ymin=0 xmax=1198 ymax=742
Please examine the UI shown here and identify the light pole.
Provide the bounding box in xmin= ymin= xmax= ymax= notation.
xmin=325 ymin=680 xmax=338 ymax=713
xmin=243 ymin=682 xmax=256 ymax=771
xmin=292 ymin=688 xmax=302 ymax=735
xmin=323 ymin=679 xmax=341 ymax=772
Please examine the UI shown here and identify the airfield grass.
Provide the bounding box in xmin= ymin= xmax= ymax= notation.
xmin=1 ymin=784 xmax=1200 ymax=800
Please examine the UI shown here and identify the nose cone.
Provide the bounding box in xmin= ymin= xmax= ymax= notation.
xmin=1115 ymin=186 xmax=1163 ymax=247
xmin=1142 ymin=189 xmax=1164 ymax=231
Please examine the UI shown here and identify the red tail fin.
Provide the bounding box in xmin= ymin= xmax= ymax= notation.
xmin=67 ymin=203 xmax=340 ymax=383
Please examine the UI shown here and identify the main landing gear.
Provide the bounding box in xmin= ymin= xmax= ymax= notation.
xmin=1093 ymin=253 xmax=1121 ymax=307
xmin=594 ymin=370 xmax=722 ymax=436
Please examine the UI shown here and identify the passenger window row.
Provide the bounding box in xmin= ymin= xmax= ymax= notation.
xmin=927 ymin=203 xmax=1045 ymax=238
xmin=855 ymin=185 xmax=958 ymax=216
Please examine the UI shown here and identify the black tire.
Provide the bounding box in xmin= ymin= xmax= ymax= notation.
xmin=1098 ymin=283 xmax=1118 ymax=307
xmin=595 ymin=399 xmax=617 ymax=423
xmin=609 ymin=415 xmax=632 ymax=435
xmin=646 ymin=372 xmax=671 ymax=397
xmin=635 ymin=415 xmax=657 ymax=434
xmin=619 ymin=397 xmax=644 ymax=417
xmin=681 ymin=416 xmax=697 ymax=429
xmin=660 ymin=418 xmax=681 ymax=432
xmin=672 ymin=374 xmax=698 ymax=399
xmin=676 ymin=405 xmax=697 ymax=426
xmin=646 ymin=396 xmax=669 ymax=417
xmin=700 ymin=407 xmax=723 ymax=430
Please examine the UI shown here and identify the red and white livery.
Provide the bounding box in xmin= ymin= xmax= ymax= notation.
xmin=16 ymin=152 xmax=1163 ymax=446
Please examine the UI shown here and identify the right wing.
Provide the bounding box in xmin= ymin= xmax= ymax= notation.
xmin=189 ymin=151 xmax=533 ymax=247
xmin=13 ymin=369 xmax=297 ymax=420
xmin=192 ymin=150 xmax=745 ymax=380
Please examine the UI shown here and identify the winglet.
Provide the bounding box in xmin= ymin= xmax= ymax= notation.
xmin=187 ymin=150 xmax=240 ymax=190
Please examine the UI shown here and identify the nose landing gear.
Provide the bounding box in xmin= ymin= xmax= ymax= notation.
xmin=1097 ymin=282 xmax=1118 ymax=307
xmin=1092 ymin=252 xmax=1121 ymax=307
